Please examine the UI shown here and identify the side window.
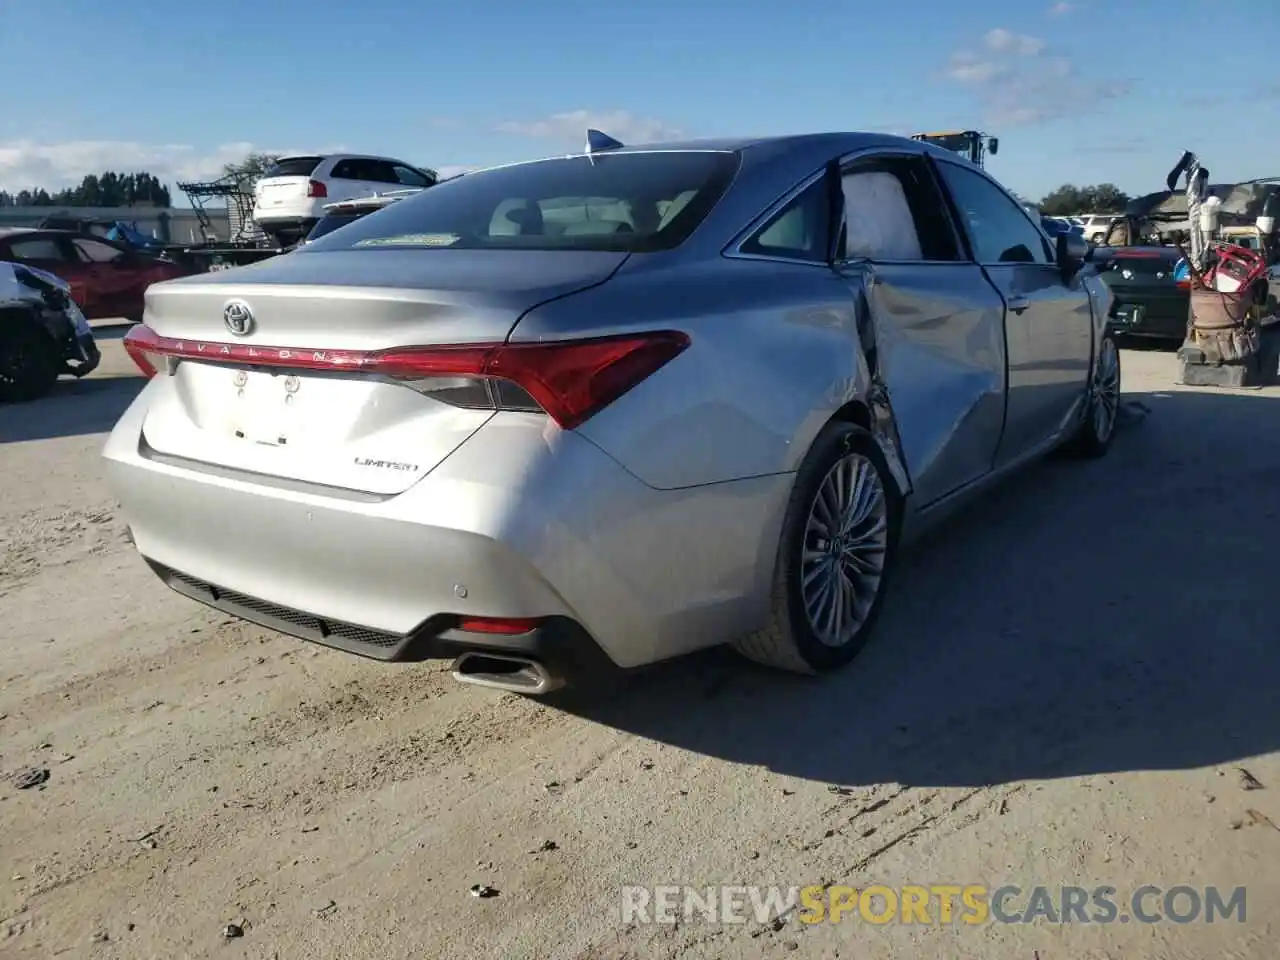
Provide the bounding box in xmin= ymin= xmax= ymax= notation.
xmin=74 ymin=239 xmax=126 ymax=263
xmin=330 ymin=160 xmax=360 ymax=180
xmin=8 ymin=238 xmax=67 ymax=261
xmin=936 ymin=162 xmax=1053 ymax=265
xmin=739 ymin=179 xmax=830 ymax=262
xmin=839 ymin=158 xmax=960 ymax=262
xmin=392 ymin=165 xmax=429 ymax=187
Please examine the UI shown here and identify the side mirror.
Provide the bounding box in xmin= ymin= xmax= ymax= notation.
xmin=1058 ymin=232 xmax=1088 ymax=274
xmin=988 ymin=138 xmax=999 ymax=156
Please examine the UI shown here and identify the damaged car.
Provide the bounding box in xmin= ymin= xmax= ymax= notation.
xmin=104 ymin=131 xmax=1120 ymax=695
xmin=1 ymin=260 xmax=99 ymax=402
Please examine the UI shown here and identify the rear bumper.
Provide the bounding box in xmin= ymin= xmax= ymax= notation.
xmin=149 ymin=559 xmax=619 ymax=678
xmin=1107 ymin=298 xmax=1188 ymax=339
xmin=103 ymin=388 xmax=790 ymax=671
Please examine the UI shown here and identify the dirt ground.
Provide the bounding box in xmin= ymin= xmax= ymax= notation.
xmin=1 ymin=331 xmax=1278 ymax=960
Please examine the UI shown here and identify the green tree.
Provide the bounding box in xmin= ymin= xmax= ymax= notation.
xmin=222 ymin=152 xmax=281 ymax=186
xmin=1039 ymin=183 xmax=1129 ymax=216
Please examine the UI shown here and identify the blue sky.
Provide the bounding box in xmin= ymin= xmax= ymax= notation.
xmin=1 ymin=0 xmax=1278 ymax=204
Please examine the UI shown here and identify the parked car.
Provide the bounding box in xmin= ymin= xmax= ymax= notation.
xmin=0 ymin=260 xmax=99 ymax=401
xmin=1081 ymin=214 xmax=1119 ymax=244
xmin=252 ymin=154 xmax=438 ymax=246
xmin=1098 ymin=246 xmax=1189 ymax=342
xmin=37 ymin=215 xmax=168 ymax=253
xmin=105 ymin=131 xmax=1120 ymax=696
xmin=0 ymin=229 xmax=189 ymax=323
xmin=1040 ymin=216 xmax=1084 ymax=240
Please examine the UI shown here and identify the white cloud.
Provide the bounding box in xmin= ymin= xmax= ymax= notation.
xmin=984 ymin=28 xmax=1047 ymax=56
xmin=0 ymin=139 xmax=345 ymax=196
xmin=946 ymin=52 xmax=1007 ymax=84
xmin=940 ymin=28 xmax=1132 ymax=128
xmin=1049 ymin=1 xmax=1074 ymax=15
xmin=496 ymin=109 xmax=684 ymax=146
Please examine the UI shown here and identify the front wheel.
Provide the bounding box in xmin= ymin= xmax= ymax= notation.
xmin=0 ymin=319 xmax=61 ymax=403
xmin=1066 ymin=332 xmax=1122 ymax=458
xmin=734 ymin=422 xmax=901 ymax=674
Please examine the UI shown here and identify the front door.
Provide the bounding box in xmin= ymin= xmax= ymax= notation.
xmin=832 ymin=153 xmax=1008 ymax=507
xmin=933 ymin=159 xmax=1093 ymax=466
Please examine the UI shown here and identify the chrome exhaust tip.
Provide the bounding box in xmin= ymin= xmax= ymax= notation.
xmin=451 ymin=652 xmax=564 ymax=696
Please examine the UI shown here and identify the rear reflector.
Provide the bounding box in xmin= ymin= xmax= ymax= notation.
xmin=122 ymin=324 xmax=689 ymax=430
xmin=456 ymin=617 xmax=541 ymax=635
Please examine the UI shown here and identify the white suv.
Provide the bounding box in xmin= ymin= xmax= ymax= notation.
xmin=252 ymin=154 xmax=436 ymax=245
xmin=1081 ymin=214 xmax=1119 ymax=244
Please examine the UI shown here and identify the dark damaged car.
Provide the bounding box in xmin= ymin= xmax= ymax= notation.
xmin=1097 ymin=246 xmax=1190 ymax=342
xmin=1 ymin=261 xmax=100 ymax=402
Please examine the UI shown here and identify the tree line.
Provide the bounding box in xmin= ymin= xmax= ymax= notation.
xmin=0 ymin=171 xmax=171 ymax=208
xmin=1037 ymin=183 xmax=1130 ymax=217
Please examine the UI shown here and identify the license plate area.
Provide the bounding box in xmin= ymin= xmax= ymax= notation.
xmin=231 ymin=370 xmax=301 ymax=446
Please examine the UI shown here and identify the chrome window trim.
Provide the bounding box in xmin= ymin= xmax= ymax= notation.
xmin=933 ymin=156 xmax=1057 ymax=269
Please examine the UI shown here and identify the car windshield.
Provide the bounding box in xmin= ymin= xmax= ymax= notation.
xmin=301 ymin=151 xmax=740 ymax=254
xmin=1106 ymin=254 xmax=1177 ymax=276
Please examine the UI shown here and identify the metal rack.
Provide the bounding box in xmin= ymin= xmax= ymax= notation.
xmin=176 ymin=173 xmax=267 ymax=245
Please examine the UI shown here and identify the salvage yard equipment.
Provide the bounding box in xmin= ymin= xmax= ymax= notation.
xmin=910 ymin=130 xmax=998 ymax=168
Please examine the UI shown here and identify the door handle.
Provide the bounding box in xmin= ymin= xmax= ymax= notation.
xmin=1007 ymin=296 xmax=1030 ymax=315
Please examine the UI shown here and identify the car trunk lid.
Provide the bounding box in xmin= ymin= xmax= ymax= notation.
xmin=133 ymin=249 xmax=628 ymax=495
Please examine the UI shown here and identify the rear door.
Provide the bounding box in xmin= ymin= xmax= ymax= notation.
xmin=68 ymin=236 xmax=143 ymax=318
xmin=327 ymin=158 xmax=388 ymax=203
xmin=831 ymin=151 xmax=1008 ymax=507
xmin=933 ymin=158 xmax=1093 ymax=468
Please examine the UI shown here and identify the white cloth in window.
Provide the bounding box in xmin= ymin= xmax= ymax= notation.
xmin=842 ymin=172 xmax=923 ymax=261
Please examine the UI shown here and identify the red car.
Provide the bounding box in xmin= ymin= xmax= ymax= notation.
xmin=0 ymin=228 xmax=189 ymax=323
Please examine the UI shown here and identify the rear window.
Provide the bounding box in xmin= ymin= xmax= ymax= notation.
xmin=301 ymin=151 xmax=740 ymax=254
xmin=305 ymin=211 xmax=375 ymax=242
xmin=265 ymin=156 xmax=324 ymax=178
xmin=1106 ymin=253 xmax=1179 ymax=276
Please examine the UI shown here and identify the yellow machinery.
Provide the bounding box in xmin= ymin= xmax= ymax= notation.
xmin=910 ymin=130 xmax=999 ymax=168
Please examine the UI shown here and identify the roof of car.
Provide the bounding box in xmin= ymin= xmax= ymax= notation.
xmin=584 ymin=132 xmax=918 ymax=155
xmin=0 ymin=227 xmax=37 ymax=238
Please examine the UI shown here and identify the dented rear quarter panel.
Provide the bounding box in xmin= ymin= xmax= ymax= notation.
xmin=513 ymin=249 xmax=1010 ymax=518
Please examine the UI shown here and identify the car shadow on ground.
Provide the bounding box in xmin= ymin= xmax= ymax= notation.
xmin=0 ymin=375 xmax=144 ymax=443
xmin=556 ymin=389 xmax=1280 ymax=788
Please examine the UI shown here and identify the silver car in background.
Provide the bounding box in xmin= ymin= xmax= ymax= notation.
xmin=104 ymin=132 xmax=1120 ymax=695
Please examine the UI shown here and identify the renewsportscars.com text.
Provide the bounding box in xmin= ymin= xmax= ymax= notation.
xmin=620 ymin=884 xmax=1246 ymax=926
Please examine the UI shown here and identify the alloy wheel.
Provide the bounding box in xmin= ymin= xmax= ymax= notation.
xmin=800 ymin=452 xmax=889 ymax=648
xmin=1091 ymin=337 xmax=1121 ymax=443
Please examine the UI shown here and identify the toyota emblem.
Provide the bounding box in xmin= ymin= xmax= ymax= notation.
xmin=223 ymin=300 xmax=254 ymax=336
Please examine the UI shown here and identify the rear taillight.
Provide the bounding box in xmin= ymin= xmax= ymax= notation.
xmin=119 ymin=324 xmax=689 ymax=430
xmin=306 ymin=179 xmax=328 ymax=198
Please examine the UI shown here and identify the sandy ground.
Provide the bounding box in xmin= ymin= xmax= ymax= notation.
xmin=1 ymin=332 xmax=1278 ymax=960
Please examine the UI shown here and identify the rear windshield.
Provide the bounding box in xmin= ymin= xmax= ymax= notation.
xmin=301 ymin=151 xmax=740 ymax=254
xmin=1106 ymin=254 xmax=1179 ymax=276
xmin=305 ymin=211 xmax=374 ymax=242
xmin=265 ymin=156 xmax=324 ymax=178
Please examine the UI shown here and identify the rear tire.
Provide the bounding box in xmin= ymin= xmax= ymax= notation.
xmin=1066 ymin=332 xmax=1122 ymax=459
xmin=733 ymin=422 xmax=901 ymax=674
xmin=0 ymin=316 xmax=61 ymax=403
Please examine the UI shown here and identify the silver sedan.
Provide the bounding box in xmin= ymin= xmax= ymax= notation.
xmin=104 ymin=131 xmax=1120 ymax=695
